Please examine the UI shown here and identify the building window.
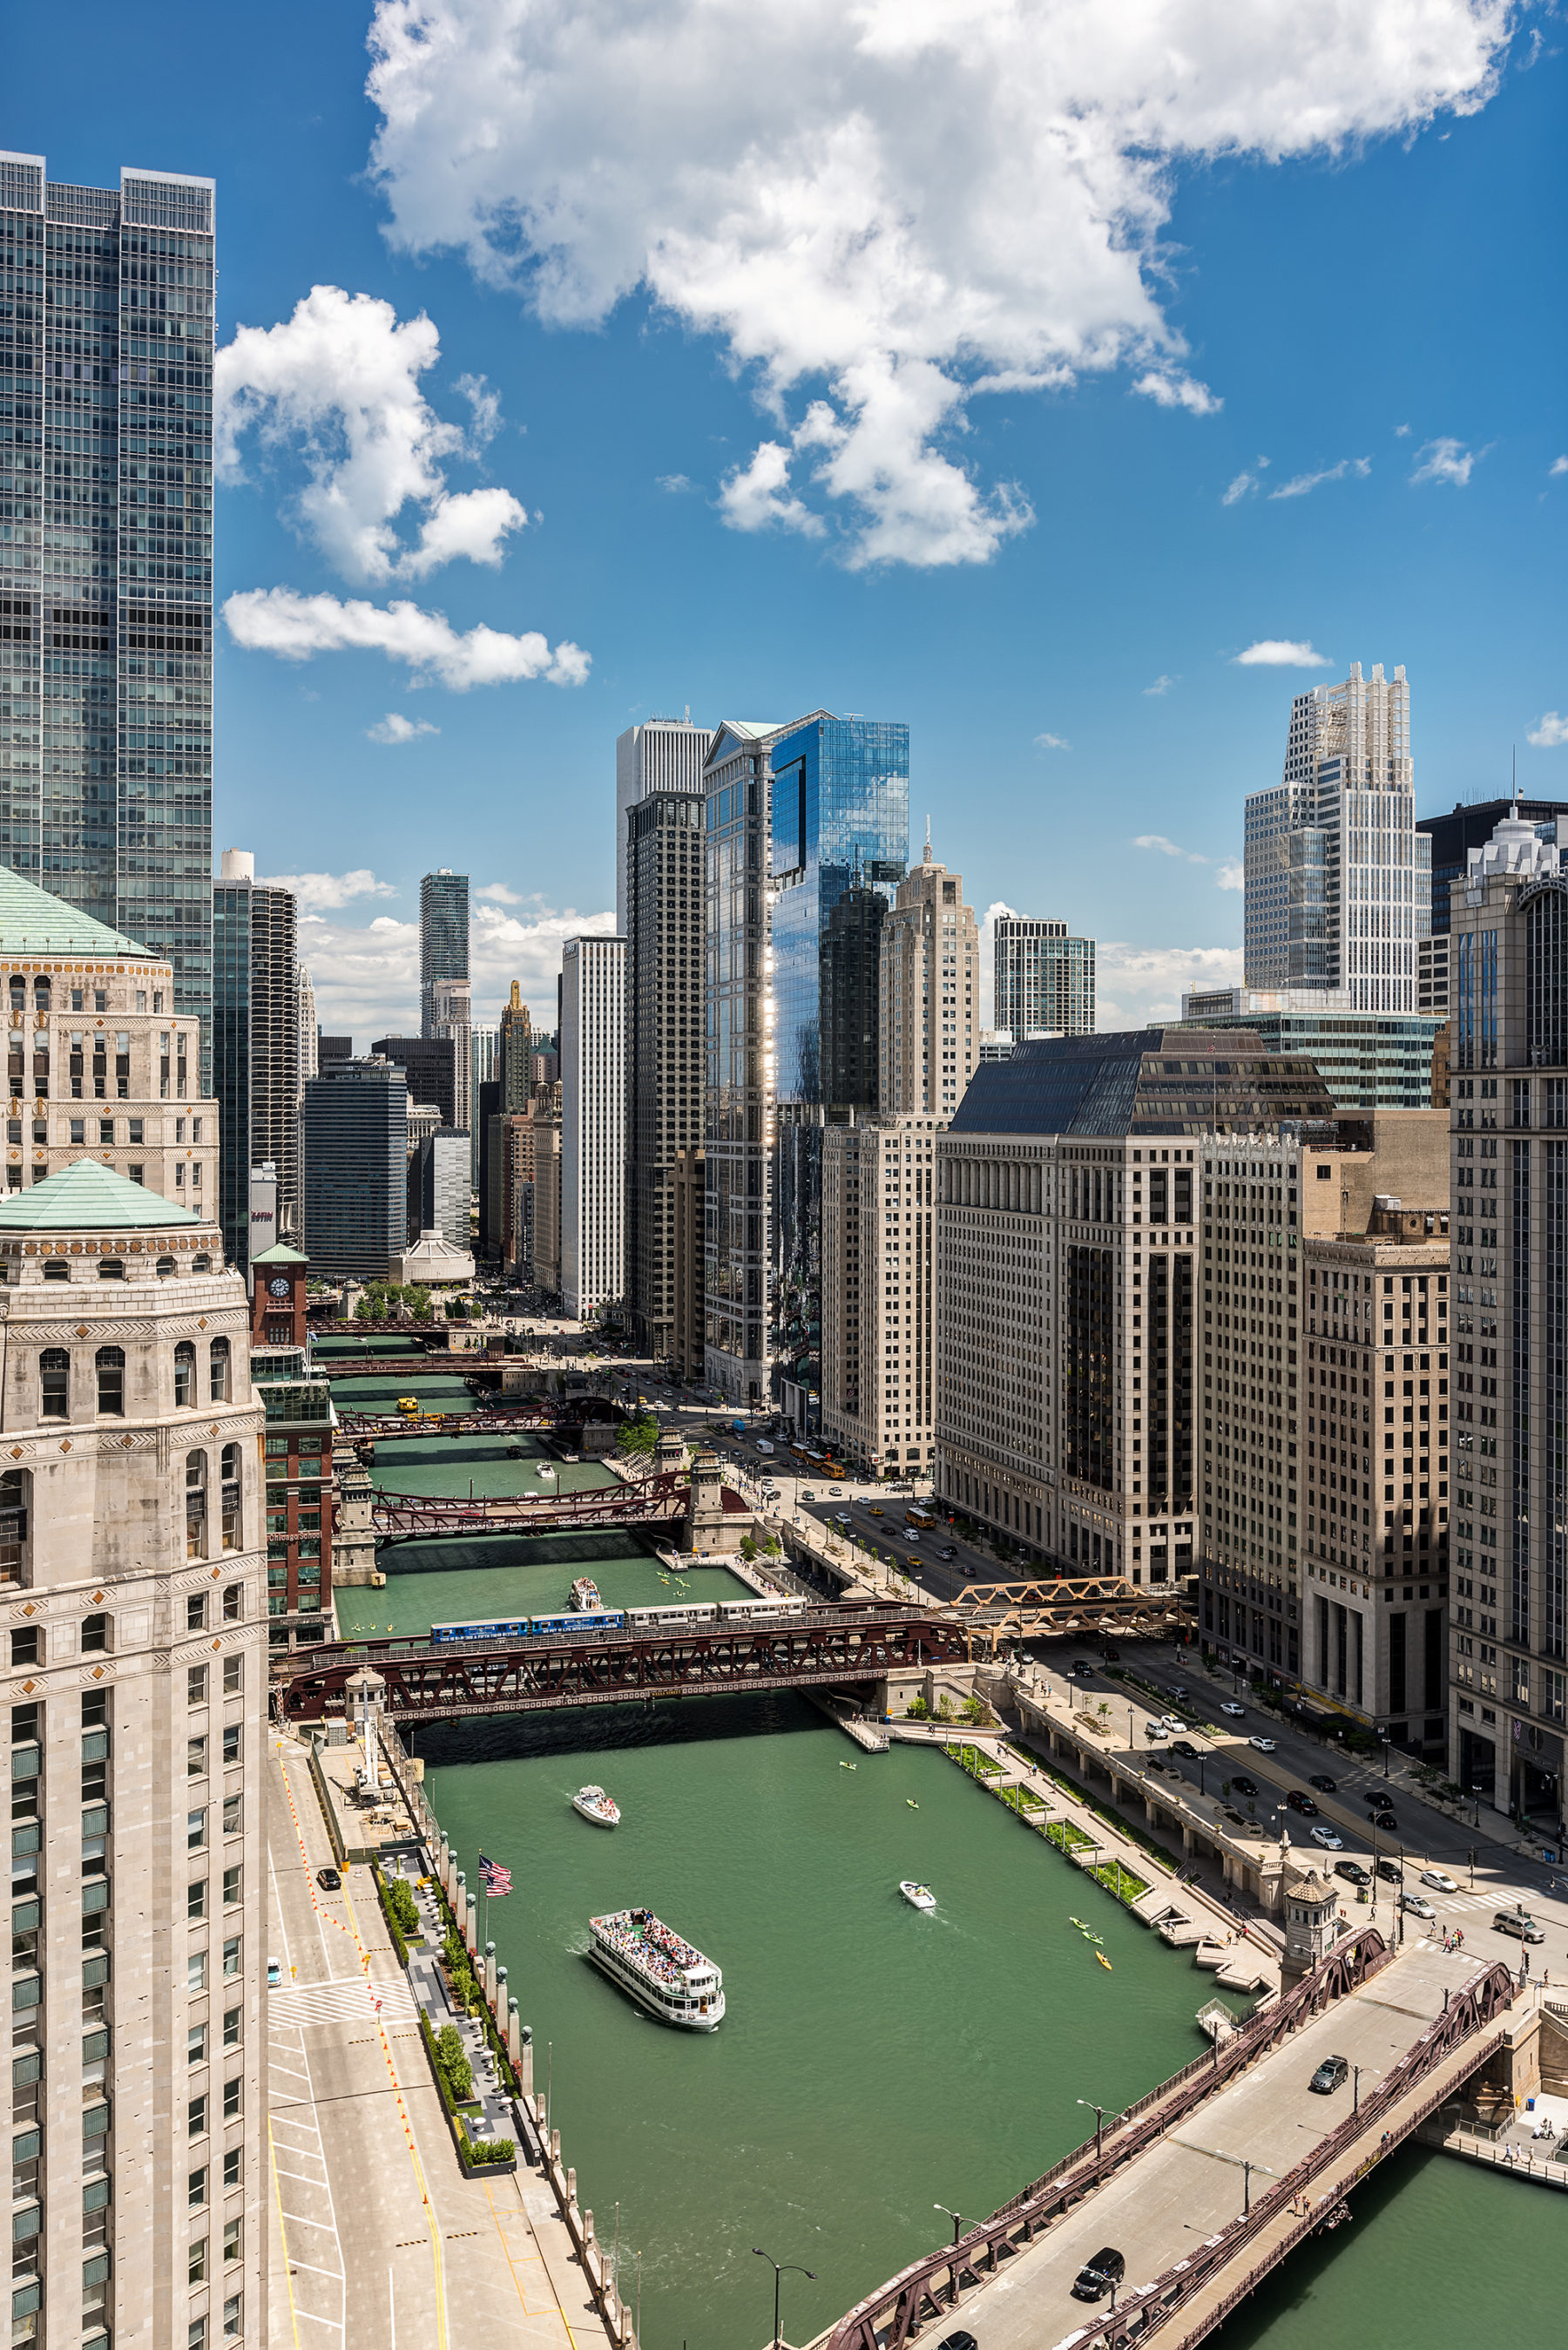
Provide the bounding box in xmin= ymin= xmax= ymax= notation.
xmin=174 ymin=1341 xmax=196 ymax=1407
xmin=42 ymin=1258 xmax=68 ymax=1282
xmin=208 ymin=1338 xmax=230 ymax=1403
xmin=95 ymin=1347 xmax=125 ymax=1417
xmin=81 ymin=1611 xmax=109 ymax=1654
xmin=186 ymin=1453 xmax=207 ymax=1560
xmin=39 ymin=1349 xmax=69 ymax=1419
xmin=97 ymin=1258 xmax=124 ymax=1281
xmin=156 ymin=1256 xmax=176 ymax=1278
xmin=0 ymin=1471 xmax=28 ymax=1588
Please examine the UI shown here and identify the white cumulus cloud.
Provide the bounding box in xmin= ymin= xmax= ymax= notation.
xmin=224 ymin=587 xmax=590 ymax=689
xmin=1096 ymin=942 xmax=1244 ymax=1030
xmin=256 ymin=867 xmax=399 ymax=912
xmin=298 ymin=899 xmax=618 ymax=1037
xmin=215 ymin=283 xmax=529 ymax=582
xmin=1269 ymin=456 xmax=1371 ymax=499
xmin=977 ymin=900 xmax=1017 ymax=1027
xmin=1221 ymin=471 xmax=1258 ymax=505
xmin=1410 ymin=435 xmax=1484 ymax=487
xmin=1143 ymin=674 xmax=1179 ymax=696
xmin=717 ymin=441 xmax=826 ymax=539
xmin=365 ymin=0 xmax=1511 ymax=568
xmin=1550 ymin=456 xmax=1568 ymax=477
xmin=1233 ymin=640 xmax=1331 ymax=667
xmin=1133 ymin=833 xmax=1207 ymax=863
xmin=1033 ymin=731 xmax=1071 ymax=751
xmin=1527 ymin=713 xmax=1568 ymax=748
xmin=1216 ymin=858 xmax=1245 ymax=891
xmin=367 ymin=712 xmax=439 ymax=743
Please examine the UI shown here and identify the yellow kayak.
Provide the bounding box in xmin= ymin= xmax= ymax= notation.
xmin=1096 ymin=1951 xmax=1112 ymax=1972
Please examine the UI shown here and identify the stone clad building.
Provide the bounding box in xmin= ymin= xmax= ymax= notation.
xmin=0 ymin=1161 xmax=266 ymax=2350
xmin=821 ymin=1116 xmax=943 ymax=1478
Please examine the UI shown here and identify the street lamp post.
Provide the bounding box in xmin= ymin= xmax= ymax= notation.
xmin=1077 ymin=2099 xmax=1113 ymax=2164
xmin=934 ymin=2203 xmax=963 ymax=2245
xmin=753 ymin=2250 xmax=816 ymax=2350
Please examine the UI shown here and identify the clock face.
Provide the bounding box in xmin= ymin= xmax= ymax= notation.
xmin=268 ymin=1277 xmax=292 ymax=1299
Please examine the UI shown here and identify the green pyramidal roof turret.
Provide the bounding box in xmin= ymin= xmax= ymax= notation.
xmin=0 ymin=864 xmax=153 ymax=959
xmin=0 ymin=1161 xmax=202 ymax=1232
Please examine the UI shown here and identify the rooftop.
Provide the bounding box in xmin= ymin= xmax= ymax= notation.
xmin=0 ymin=865 xmax=155 ymax=960
xmin=0 ymin=1161 xmax=202 ymax=1233
xmin=949 ymin=1028 xmax=1335 ymax=1140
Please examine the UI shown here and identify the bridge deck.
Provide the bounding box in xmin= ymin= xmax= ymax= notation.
xmin=888 ymin=1941 xmax=1495 ymax=2350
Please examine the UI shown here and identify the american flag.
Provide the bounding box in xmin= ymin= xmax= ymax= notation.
xmin=477 ymin=1854 xmax=512 ymax=1897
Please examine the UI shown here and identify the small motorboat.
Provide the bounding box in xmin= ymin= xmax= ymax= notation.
xmin=572 ymin=1785 xmax=620 ymax=1828
xmin=900 ymin=1881 xmax=936 ymax=1911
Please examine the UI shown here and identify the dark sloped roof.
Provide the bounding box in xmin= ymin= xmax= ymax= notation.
xmin=950 ymin=1027 xmax=1335 ymax=1138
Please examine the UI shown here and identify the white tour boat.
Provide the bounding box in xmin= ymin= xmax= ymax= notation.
xmin=588 ymin=1908 xmax=725 ymax=2029
xmin=900 ymin=1880 xmax=936 ymax=1911
xmin=571 ymin=1784 xmax=620 ymax=1828
xmin=568 ymin=1575 xmax=605 ymax=1612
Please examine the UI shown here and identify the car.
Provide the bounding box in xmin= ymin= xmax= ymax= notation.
xmin=1285 ymin=1791 xmax=1320 ymax=1817
xmin=1420 ymin=1869 xmax=1458 ymax=1893
xmin=1368 ymin=1810 xmax=1398 ymax=1832
xmin=1220 ymin=1701 xmax=1247 ymax=1717
xmin=828 ymin=1486 xmax=844 ymax=1496
xmin=316 ymin=1866 xmax=341 ymax=1892
xmin=1249 ymin=1736 xmax=1277 ymax=1753
xmin=1493 ymin=1910 xmax=1546 ymax=1944
xmin=936 ymin=2335 xmax=978 ymax=2350
xmin=1170 ymin=1684 xmax=1189 ymax=1699
xmin=1230 ymin=1774 xmax=1260 ymax=1798
xmin=866 ymin=1504 xmax=884 ymax=1519
xmin=1335 ymin=1860 xmax=1372 ymax=1888
xmin=800 ymin=1488 xmax=816 ymax=1501
xmin=1308 ymin=1773 xmax=1337 ymax=1792
xmin=937 ymin=1546 xmax=957 ymax=1561
xmin=267 ymin=1958 xmax=281 ymax=1988
xmin=1171 ymin=1739 xmax=1200 ymax=1760
xmin=1375 ymin=1859 xmax=1402 ymax=1886
xmin=1072 ymin=1660 xmax=1097 ymax=1680
xmin=1309 ymin=2054 xmax=1350 ymax=2096
xmin=1310 ymin=1825 xmax=1345 ymax=1850
xmin=1143 ymin=1722 xmax=1169 ymax=1741
xmin=1401 ymin=1892 xmax=1436 ymax=1920
xmin=1071 ymin=2247 xmax=1126 ymax=2303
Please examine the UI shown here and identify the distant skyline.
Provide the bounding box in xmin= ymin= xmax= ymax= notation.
xmin=10 ymin=3 xmax=1565 ymax=1037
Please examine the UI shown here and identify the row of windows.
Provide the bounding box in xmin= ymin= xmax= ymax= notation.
xmin=36 ymin=1336 xmax=230 ymax=1415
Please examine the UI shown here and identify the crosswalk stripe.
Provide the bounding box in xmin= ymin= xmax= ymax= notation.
xmin=268 ymin=1979 xmax=417 ymax=2025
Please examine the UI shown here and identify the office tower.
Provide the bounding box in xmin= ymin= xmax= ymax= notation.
xmin=212 ymin=849 xmax=299 ymax=1275
xmin=560 ymin=934 xmax=625 ymax=1320
xmin=409 ymin=1126 xmax=470 ymax=1251
xmin=530 ymin=1093 xmax=563 ymax=1297
xmin=627 ymin=786 xmax=704 ymax=1359
xmin=0 ymin=1160 xmax=267 ymax=2350
xmin=821 ymin=1115 xmax=943 ymax=1476
xmin=476 ymin=1079 xmax=504 ymax=1256
xmin=0 ymin=863 xmax=218 ymax=1204
xmin=296 ymin=963 xmax=317 ymax=1100
xmin=992 ymin=918 xmax=1095 ymax=1040
xmin=0 ymin=155 xmax=216 ymax=1066
xmin=1418 ymin=796 xmax=1568 ymax=936
xmin=368 ymin=1033 xmax=455 ymax=1127
xmin=1244 ymin=661 xmax=1423 ymax=1010
xmin=672 ymin=1145 xmax=705 ymax=1382
xmin=616 ymin=716 xmax=707 ymax=931
xmin=469 ymin=1019 xmax=497 ymax=1182
xmin=935 ymin=1031 xmax=1332 ymax=1571
xmin=248 ymin=1237 xmax=335 ymax=1650
xmin=819 ymin=869 xmax=887 ymax=1110
xmin=1178 ymin=988 xmax=1443 ymax=1109
xmin=429 ymin=974 xmax=472 ymax=1131
xmin=418 ymin=869 xmax=468 ymax=1036
xmin=881 ymin=843 xmax=979 ymax=1116
xmin=317 ymin=1033 xmax=352 ymax=1067
xmin=499 ymin=981 xmax=533 ymax=1111
xmin=299 ymin=1057 xmax=408 ymax=1278
xmin=1446 ymin=809 xmax=1567 ymax=1834
xmin=1197 ymin=1115 xmax=1450 ymax=1742
xmin=531 ymin=1047 xmax=559 ymax=1091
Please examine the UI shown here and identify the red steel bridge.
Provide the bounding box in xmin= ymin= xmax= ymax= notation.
xmin=336 ymin=1402 xmax=613 ymax=1439
xmin=367 ymin=1467 xmax=716 ymax=1542
xmin=276 ymin=1600 xmax=970 ymax=1724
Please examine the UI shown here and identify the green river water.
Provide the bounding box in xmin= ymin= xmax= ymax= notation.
xmin=330 ymin=1377 xmax=1568 ymax=2349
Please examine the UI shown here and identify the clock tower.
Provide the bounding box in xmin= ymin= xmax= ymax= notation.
xmin=250 ymin=1241 xmax=309 ymax=1351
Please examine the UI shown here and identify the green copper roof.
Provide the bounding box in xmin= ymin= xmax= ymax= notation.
xmin=252 ymin=1242 xmax=309 ymax=1265
xmin=0 ymin=865 xmax=152 ymax=959
xmin=0 ymin=1161 xmax=202 ymax=1232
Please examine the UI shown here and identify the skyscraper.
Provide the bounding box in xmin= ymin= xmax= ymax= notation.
xmin=626 ymin=787 xmax=704 ymax=1359
xmin=993 ymin=917 xmax=1095 ymax=1040
xmin=300 ymin=1057 xmax=408 ymax=1279
xmin=881 ymin=843 xmax=980 ymax=1115
xmin=212 ymin=849 xmax=299 ymax=1275
xmin=499 ymin=980 xmax=533 ymax=1111
xmin=560 ymin=934 xmax=625 ymax=1321
xmin=296 ymin=962 xmax=317 ymax=1101
xmin=429 ymin=973 xmax=472 ymax=1131
xmin=616 ymin=717 xmax=707 ymax=931
xmin=0 ymin=154 xmax=216 ymax=1060
xmin=418 ymin=869 xmax=468 ymax=1036
xmin=821 ymin=1114 xmax=944 ymax=1476
xmin=1416 ymin=796 xmax=1568 ymax=937
xmin=1244 ymin=661 xmax=1423 ymax=1010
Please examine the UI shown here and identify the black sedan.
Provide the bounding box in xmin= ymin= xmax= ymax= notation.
xmin=316 ymin=1866 xmax=341 ymax=1892
xmin=1369 ymin=1810 xmax=1398 ymax=1832
xmin=1230 ymin=1774 xmax=1260 ymax=1798
xmin=1375 ymin=1859 xmax=1402 ymax=1886
xmin=1071 ymin=2247 xmax=1126 ymax=2303
xmin=1171 ymin=1739 xmax=1200 ymax=1759
xmin=1335 ymin=1859 xmax=1372 ymax=1888
xmin=1308 ymin=1773 xmax=1338 ymax=1792
xmin=1285 ymin=1790 xmax=1320 ymax=1817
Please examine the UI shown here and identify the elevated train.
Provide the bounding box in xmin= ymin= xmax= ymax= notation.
xmin=428 ymin=1596 xmax=801 ymax=1647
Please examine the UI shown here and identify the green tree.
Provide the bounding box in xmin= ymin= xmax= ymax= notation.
xmin=738 ymin=1534 xmax=759 ymax=1563
xmin=435 ymin=2023 xmax=473 ymax=2103
xmin=616 ymin=1414 xmax=659 ymax=1465
xmin=408 ymin=1286 xmax=433 ymax=1324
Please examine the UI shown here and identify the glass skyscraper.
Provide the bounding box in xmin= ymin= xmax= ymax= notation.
xmin=419 ymin=869 xmax=469 ymax=1036
xmin=0 ymin=153 xmax=215 ymax=1060
xmin=213 ymin=851 xmax=299 ymax=1277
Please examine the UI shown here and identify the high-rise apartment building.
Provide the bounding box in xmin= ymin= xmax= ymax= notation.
xmin=880 ymin=843 xmax=978 ymax=1116
xmin=212 ymin=850 xmax=299 ymax=1275
xmin=672 ymin=1145 xmax=705 ymax=1383
xmin=429 ymin=974 xmax=472 ymax=1132
xmin=499 ymin=981 xmax=533 ymax=1112
xmin=560 ymin=934 xmax=625 ymax=1320
xmin=1244 ymin=662 xmax=1424 ymax=1010
xmin=627 ymin=788 xmax=705 ymax=1359
xmin=299 ymin=1057 xmax=409 ymax=1279
xmin=530 ymin=1090 xmax=563 ymax=1297
xmin=0 ymin=1160 xmax=267 ymax=2350
xmin=1197 ymin=1114 xmax=1450 ymax=1752
xmin=295 ymin=964 xmax=317 ymax=1101
xmin=1446 ymin=809 xmax=1568 ymax=1838
xmin=418 ymin=869 xmax=468 ymax=1036
xmin=936 ymin=1032 xmax=1332 ymax=1572
xmin=616 ymin=717 xmax=707 ymax=931
xmin=0 ymin=864 xmax=217 ymax=1205
xmin=822 ymin=1115 xmax=943 ymax=1476
xmin=992 ymin=918 xmax=1095 ymax=1040
xmin=0 ymin=155 xmax=216 ymax=1070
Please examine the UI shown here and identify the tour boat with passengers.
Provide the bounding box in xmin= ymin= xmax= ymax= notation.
xmin=568 ymin=1576 xmax=605 ymax=1613
xmin=900 ymin=1880 xmax=936 ymax=1911
xmin=587 ymin=1908 xmax=725 ymax=2028
xmin=571 ymin=1785 xmax=620 ymax=1828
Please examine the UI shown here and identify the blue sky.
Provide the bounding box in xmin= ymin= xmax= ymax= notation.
xmin=12 ymin=2 xmax=1565 ymax=1033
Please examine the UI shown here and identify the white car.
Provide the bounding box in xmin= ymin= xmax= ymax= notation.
xmin=1401 ymin=1892 xmax=1437 ymax=1920
xmin=1143 ymin=1721 xmax=1169 ymax=1741
xmin=1420 ymin=1868 xmax=1459 ymax=1893
xmin=1220 ymin=1702 xmax=1247 ymax=1718
xmin=1249 ymin=1736 xmax=1277 ymax=1753
xmin=1309 ymin=1825 xmax=1345 ymax=1851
